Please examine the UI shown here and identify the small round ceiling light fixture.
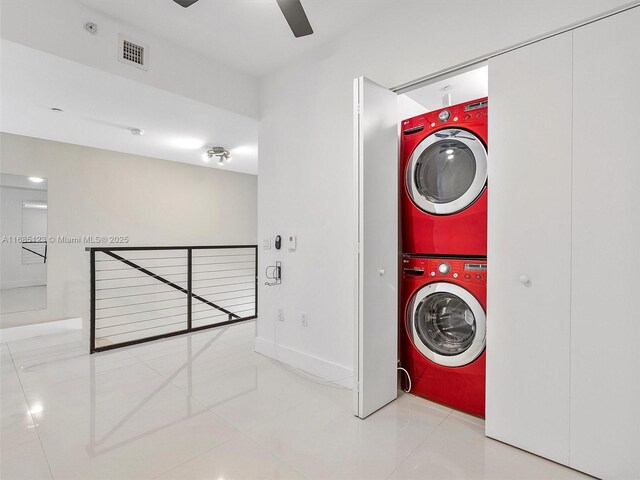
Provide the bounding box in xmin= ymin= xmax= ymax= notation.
xmin=84 ymin=22 xmax=98 ymax=34
xmin=130 ymin=128 xmax=144 ymax=136
xmin=204 ymin=146 xmax=232 ymax=166
xmin=49 ymin=107 xmax=63 ymax=113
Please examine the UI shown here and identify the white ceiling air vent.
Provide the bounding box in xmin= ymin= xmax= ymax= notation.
xmin=118 ymin=35 xmax=148 ymax=71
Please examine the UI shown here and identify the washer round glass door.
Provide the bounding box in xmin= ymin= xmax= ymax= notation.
xmin=406 ymin=128 xmax=487 ymax=215
xmin=406 ymin=282 xmax=486 ymax=367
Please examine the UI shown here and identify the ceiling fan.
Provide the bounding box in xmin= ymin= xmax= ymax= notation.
xmin=173 ymin=0 xmax=314 ymax=38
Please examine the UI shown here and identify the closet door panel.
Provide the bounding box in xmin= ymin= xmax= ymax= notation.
xmin=486 ymin=32 xmax=572 ymax=465
xmin=571 ymin=7 xmax=640 ymax=479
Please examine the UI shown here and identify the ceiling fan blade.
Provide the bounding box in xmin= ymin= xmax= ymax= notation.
xmin=173 ymin=0 xmax=199 ymax=7
xmin=276 ymin=0 xmax=313 ymax=38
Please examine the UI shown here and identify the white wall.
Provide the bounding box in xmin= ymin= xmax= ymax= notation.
xmin=256 ymin=0 xmax=632 ymax=382
xmin=1 ymin=186 xmax=48 ymax=288
xmin=0 ymin=133 xmax=257 ymax=330
xmin=0 ymin=0 xmax=259 ymax=119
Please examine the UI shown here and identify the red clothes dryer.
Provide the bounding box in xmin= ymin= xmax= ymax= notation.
xmin=401 ymin=98 xmax=488 ymax=256
xmin=400 ymin=255 xmax=486 ymax=417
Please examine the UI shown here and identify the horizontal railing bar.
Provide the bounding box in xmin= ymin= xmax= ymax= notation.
xmin=97 ymin=319 xmax=188 ymax=337
xmin=192 ymin=274 xmax=255 ymax=282
xmin=192 ymin=260 xmax=255 ymax=267
xmin=97 ymin=291 xmax=186 ymax=301
xmin=191 ymin=267 xmax=255 ymax=274
xmin=192 ymin=312 xmax=228 ymax=320
xmin=95 ymin=283 xmax=255 ymax=301
xmin=96 ymin=296 xmax=186 ymax=310
xmin=95 ymin=256 xmax=186 ymax=262
xmin=190 ymin=316 xmax=256 ymax=330
xmin=192 ymin=286 xmax=255 ymax=295
xmin=193 ymin=280 xmax=255 ymax=288
xmin=192 ymin=254 xmax=255 ymax=259
xmin=192 ymin=300 xmax=255 ymax=312
xmin=96 ymin=313 xmax=187 ymax=330
xmin=96 ymin=303 xmax=188 ymax=320
xmin=193 ymin=309 xmax=255 ymax=322
xmin=191 ymin=292 xmax=255 ymax=303
xmin=96 ymin=264 xmax=188 ymax=272
xmin=87 ymin=245 xmax=257 ymax=252
xmin=96 ymin=272 xmax=188 ymax=281
xmin=96 ymin=281 xmax=188 ymax=291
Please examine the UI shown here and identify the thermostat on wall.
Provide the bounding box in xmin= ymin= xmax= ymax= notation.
xmin=287 ymin=235 xmax=297 ymax=251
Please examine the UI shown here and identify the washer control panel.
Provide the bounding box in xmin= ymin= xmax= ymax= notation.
xmin=402 ymin=256 xmax=486 ymax=284
xmin=401 ymin=97 xmax=488 ymax=137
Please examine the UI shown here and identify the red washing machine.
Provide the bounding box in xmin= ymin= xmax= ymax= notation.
xmin=401 ymin=98 xmax=488 ymax=256
xmin=400 ymin=255 xmax=486 ymax=417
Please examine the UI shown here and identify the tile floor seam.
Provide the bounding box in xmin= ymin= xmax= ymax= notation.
xmin=382 ymin=409 xmax=454 ymax=480
xmin=7 ymin=343 xmax=55 ymax=480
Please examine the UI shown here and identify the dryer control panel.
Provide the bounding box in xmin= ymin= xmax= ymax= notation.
xmin=402 ymin=256 xmax=486 ymax=285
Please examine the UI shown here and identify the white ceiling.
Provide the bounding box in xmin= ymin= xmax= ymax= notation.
xmin=77 ymin=0 xmax=395 ymax=77
xmin=1 ymin=40 xmax=259 ymax=175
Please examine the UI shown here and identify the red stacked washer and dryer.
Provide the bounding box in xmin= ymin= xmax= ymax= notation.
xmin=399 ymin=98 xmax=488 ymax=417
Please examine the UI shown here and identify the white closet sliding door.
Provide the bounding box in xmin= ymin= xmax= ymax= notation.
xmin=571 ymin=7 xmax=640 ymax=479
xmin=486 ymin=32 xmax=573 ymax=465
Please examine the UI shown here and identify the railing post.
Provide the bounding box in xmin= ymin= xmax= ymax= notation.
xmin=90 ymin=248 xmax=96 ymax=354
xmin=187 ymin=248 xmax=192 ymax=331
xmin=254 ymin=245 xmax=259 ymax=318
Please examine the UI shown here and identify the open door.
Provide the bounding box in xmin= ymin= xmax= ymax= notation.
xmin=353 ymin=76 xmax=399 ymax=418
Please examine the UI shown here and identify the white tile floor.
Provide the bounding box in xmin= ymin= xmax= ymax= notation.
xmin=0 ymin=320 xmax=589 ymax=480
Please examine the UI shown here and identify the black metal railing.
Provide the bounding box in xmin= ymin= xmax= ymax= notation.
xmin=88 ymin=245 xmax=258 ymax=353
xmin=22 ymin=241 xmax=47 ymax=264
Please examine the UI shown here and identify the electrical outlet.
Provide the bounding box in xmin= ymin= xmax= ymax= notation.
xmin=300 ymin=312 xmax=308 ymax=327
xmin=278 ymin=309 xmax=285 ymax=322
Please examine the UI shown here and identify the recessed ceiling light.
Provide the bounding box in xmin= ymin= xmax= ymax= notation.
xmin=49 ymin=107 xmax=63 ymax=112
xmin=170 ymin=138 xmax=204 ymax=150
xmin=28 ymin=177 xmax=45 ymax=183
xmin=130 ymin=128 xmax=144 ymax=136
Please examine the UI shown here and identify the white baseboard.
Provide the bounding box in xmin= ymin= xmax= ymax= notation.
xmin=255 ymin=336 xmax=353 ymax=389
xmin=0 ymin=317 xmax=82 ymax=343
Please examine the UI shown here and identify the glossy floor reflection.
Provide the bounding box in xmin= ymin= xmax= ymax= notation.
xmin=1 ymin=320 xmax=589 ymax=479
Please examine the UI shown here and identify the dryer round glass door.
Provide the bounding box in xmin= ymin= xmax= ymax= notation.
xmin=406 ymin=282 xmax=486 ymax=367
xmin=406 ymin=128 xmax=487 ymax=215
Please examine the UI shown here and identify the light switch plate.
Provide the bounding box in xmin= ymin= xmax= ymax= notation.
xmin=287 ymin=235 xmax=297 ymax=251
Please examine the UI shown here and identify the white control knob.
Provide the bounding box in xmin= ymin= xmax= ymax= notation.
xmin=519 ymin=275 xmax=531 ymax=286
xmin=430 ymin=271 xmax=436 ymax=277
xmin=438 ymin=263 xmax=451 ymax=275
xmin=453 ymin=273 xmax=459 ymax=278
